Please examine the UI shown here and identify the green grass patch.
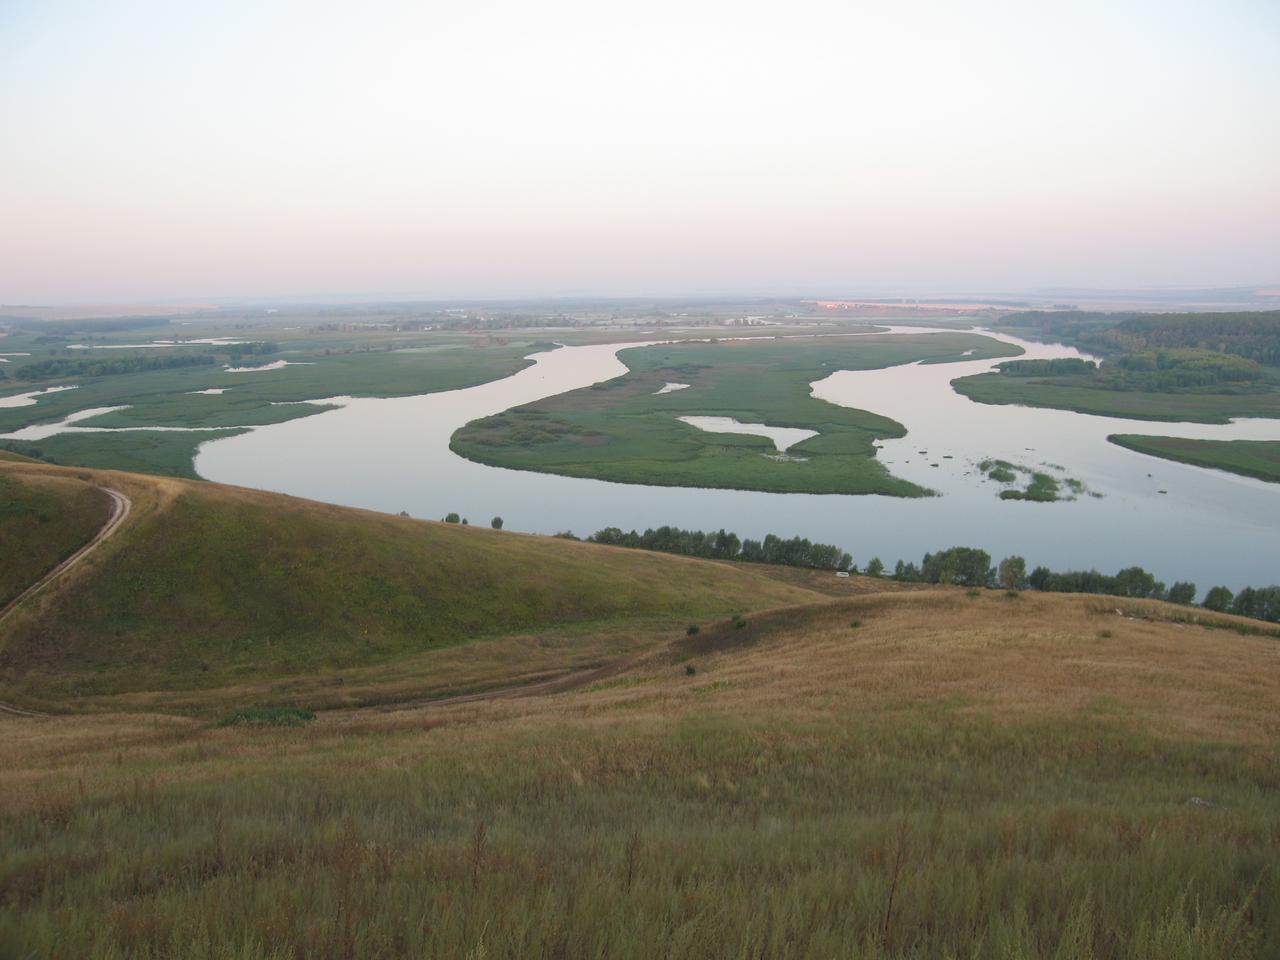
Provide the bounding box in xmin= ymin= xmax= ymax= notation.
xmin=2 ymin=431 xmax=248 ymax=479
xmin=0 ymin=476 xmax=815 ymax=702
xmin=0 ymin=473 xmax=108 ymax=607
xmin=954 ymin=369 xmax=1280 ymax=423
xmin=1109 ymin=435 xmax=1280 ymax=484
xmin=979 ymin=459 xmax=1083 ymax=501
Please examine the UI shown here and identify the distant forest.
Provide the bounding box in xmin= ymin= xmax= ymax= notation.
xmin=996 ymin=348 xmax=1266 ymax=393
xmin=1000 ymin=310 xmax=1280 ymax=366
xmin=6 ymin=354 xmax=216 ymax=381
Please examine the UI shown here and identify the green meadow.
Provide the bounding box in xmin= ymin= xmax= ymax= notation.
xmin=0 ymin=471 xmax=108 ymax=607
xmin=1109 ymin=435 xmax=1280 ymax=484
xmin=952 ymin=370 xmax=1280 ymax=423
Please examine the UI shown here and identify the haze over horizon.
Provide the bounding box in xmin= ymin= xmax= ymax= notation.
xmin=2 ymin=0 xmax=1277 ymax=304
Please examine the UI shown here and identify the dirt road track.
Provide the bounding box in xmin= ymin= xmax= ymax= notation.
xmin=0 ymin=486 xmax=131 ymax=719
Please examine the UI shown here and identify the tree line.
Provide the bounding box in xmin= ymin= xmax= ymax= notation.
xmin=1001 ymin=310 xmax=1280 ymax=366
xmin=869 ymin=545 xmax=1279 ymax=623
xmin=7 ymin=353 xmax=216 ymax=382
xmin=586 ymin=525 xmax=852 ymax=572
xmin=471 ymin=517 xmax=1280 ymax=627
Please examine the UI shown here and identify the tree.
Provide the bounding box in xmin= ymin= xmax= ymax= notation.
xmin=1113 ymin=566 xmax=1159 ymax=599
xmin=491 ymin=516 xmax=504 ymax=529
xmin=865 ymin=557 xmax=885 ymax=577
xmin=1167 ymin=581 xmax=1196 ymax=605
xmin=1203 ymin=585 xmax=1233 ymax=612
xmin=1232 ymin=585 xmax=1280 ymax=622
xmin=997 ymin=556 xmax=1027 ymax=590
xmin=922 ymin=547 xmax=992 ymax=587
xmin=443 ymin=512 xmax=460 ymax=523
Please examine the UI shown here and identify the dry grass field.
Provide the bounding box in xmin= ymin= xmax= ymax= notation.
xmin=1 ymin=461 xmax=1277 ymax=958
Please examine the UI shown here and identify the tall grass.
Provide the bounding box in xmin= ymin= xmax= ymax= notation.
xmin=1 ymin=705 xmax=1275 ymax=957
xmin=1 ymin=579 xmax=1277 ymax=957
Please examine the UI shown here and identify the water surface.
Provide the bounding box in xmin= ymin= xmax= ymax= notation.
xmin=193 ymin=329 xmax=1280 ymax=591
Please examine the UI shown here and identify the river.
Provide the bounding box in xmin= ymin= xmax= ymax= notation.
xmin=173 ymin=325 xmax=1276 ymax=591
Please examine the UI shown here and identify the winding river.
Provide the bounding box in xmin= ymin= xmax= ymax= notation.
xmin=187 ymin=326 xmax=1280 ymax=591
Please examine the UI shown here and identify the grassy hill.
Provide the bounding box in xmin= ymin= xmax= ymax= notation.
xmin=1 ymin=459 xmax=1277 ymax=956
xmin=2 ymin=588 xmax=1276 ymax=957
xmin=0 ymin=460 xmax=818 ymax=709
xmin=0 ymin=466 xmax=109 ymax=608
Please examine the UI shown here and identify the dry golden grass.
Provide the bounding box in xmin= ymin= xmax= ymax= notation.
xmin=314 ymin=588 xmax=1280 ymax=750
xmin=2 ymin=587 xmax=1277 ymax=958
xmin=3 ymin=462 xmax=1278 ymax=957
xmin=6 ymin=587 xmax=1275 ymax=814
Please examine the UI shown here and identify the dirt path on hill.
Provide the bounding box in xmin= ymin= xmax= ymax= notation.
xmin=0 ymin=486 xmax=131 ymax=719
xmin=367 ymin=657 xmax=638 ymax=715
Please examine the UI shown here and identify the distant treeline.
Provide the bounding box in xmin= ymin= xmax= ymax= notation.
xmin=586 ymin=525 xmax=853 ymax=571
xmin=1000 ymin=310 xmax=1280 ymax=366
xmin=10 ymin=354 xmax=216 ymax=381
xmin=878 ymin=545 xmax=1279 ymax=623
xmin=227 ymin=342 xmax=278 ymax=359
xmin=16 ymin=316 xmax=174 ymax=335
xmin=997 ymin=358 xmax=1097 ymax=377
xmin=584 ymin=528 xmax=1280 ymax=625
xmin=997 ymin=348 xmax=1264 ymax=392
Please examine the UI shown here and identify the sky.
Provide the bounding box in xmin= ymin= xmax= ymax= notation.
xmin=1 ymin=0 xmax=1277 ymax=303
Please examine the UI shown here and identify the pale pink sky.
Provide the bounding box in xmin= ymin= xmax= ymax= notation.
xmin=1 ymin=0 xmax=1277 ymax=303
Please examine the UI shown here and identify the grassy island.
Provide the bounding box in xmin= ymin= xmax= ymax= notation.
xmin=452 ymin=332 xmax=1020 ymax=497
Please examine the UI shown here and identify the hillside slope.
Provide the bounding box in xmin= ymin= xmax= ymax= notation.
xmin=0 ymin=460 xmax=820 ymax=707
xmin=0 ymin=468 xmax=109 ymax=608
xmin=2 ymin=587 xmax=1277 ymax=957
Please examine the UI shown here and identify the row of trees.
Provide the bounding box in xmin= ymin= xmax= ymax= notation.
xmin=864 ymin=545 xmax=1279 ymax=623
xmin=997 ymin=358 xmax=1097 ymax=377
xmin=587 ymin=525 xmax=852 ymax=572
xmin=11 ymin=353 xmax=215 ymax=382
xmin=446 ymin=514 xmax=1279 ymax=626
xmin=995 ymin=349 xmax=1263 ymax=392
xmin=226 ymin=342 xmax=278 ymax=360
xmin=1001 ymin=310 xmax=1280 ymax=366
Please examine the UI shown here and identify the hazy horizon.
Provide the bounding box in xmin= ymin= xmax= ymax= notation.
xmin=3 ymin=1 xmax=1277 ymax=304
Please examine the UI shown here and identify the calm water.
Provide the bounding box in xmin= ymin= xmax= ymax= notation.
xmin=180 ymin=327 xmax=1279 ymax=592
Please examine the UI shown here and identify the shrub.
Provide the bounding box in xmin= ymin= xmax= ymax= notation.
xmin=686 ymin=624 xmax=700 ymax=636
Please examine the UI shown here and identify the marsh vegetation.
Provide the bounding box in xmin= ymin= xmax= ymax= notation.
xmin=451 ymin=332 xmax=1019 ymax=496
